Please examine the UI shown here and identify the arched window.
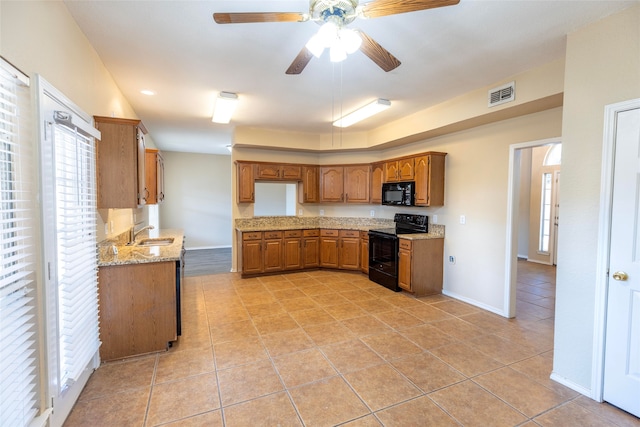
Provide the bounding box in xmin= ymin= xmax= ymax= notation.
xmin=544 ymin=143 xmax=562 ymax=166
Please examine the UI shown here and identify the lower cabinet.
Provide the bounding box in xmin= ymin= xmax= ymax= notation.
xmin=398 ymin=238 xmax=444 ymax=296
xmin=263 ymin=231 xmax=284 ymax=272
xmin=320 ymin=229 xmax=360 ymax=270
xmin=360 ymin=231 xmax=369 ymax=274
xmin=302 ymin=229 xmax=320 ymax=268
xmin=320 ymin=229 xmax=339 ymax=268
xmin=98 ymin=261 xmax=177 ymax=361
xmin=283 ymin=230 xmax=302 ymax=270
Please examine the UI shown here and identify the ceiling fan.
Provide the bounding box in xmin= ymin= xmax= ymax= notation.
xmin=213 ymin=0 xmax=460 ymax=75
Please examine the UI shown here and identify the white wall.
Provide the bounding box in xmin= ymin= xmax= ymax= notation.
xmin=554 ymin=5 xmax=640 ymax=392
xmin=160 ymin=151 xmax=232 ymax=249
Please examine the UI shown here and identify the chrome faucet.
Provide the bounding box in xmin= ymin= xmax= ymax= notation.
xmin=127 ymin=225 xmax=155 ymax=245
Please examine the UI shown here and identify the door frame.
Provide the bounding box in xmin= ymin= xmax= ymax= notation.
xmin=592 ymin=97 xmax=640 ymax=401
xmin=504 ymin=137 xmax=561 ymax=318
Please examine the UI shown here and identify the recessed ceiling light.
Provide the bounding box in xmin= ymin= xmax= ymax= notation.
xmin=140 ymin=90 xmax=155 ymax=96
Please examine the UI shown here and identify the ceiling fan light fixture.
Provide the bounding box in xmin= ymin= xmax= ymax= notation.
xmin=305 ymin=33 xmax=325 ymax=58
xmin=212 ymin=91 xmax=238 ymax=124
xmin=329 ymin=43 xmax=347 ymax=62
xmin=333 ymin=98 xmax=391 ymax=127
xmin=339 ymin=28 xmax=361 ymax=54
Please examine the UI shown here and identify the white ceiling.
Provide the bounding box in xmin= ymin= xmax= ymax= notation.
xmin=63 ymin=0 xmax=637 ymax=155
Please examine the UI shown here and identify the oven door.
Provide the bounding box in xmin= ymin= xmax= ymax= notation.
xmin=368 ymin=231 xmax=400 ymax=291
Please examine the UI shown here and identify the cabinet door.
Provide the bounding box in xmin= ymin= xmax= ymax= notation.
xmin=320 ymin=236 xmax=339 ymax=268
xmin=281 ymin=165 xmax=302 ymax=180
xmin=339 ymin=238 xmax=360 ymax=270
xmin=137 ymin=129 xmax=148 ymax=205
xmin=344 ymin=165 xmax=370 ymax=203
xmin=427 ymin=154 xmax=446 ymax=206
xmin=398 ymin=158 xmax=415 ymax=181
xmin=237 ymin=162 xmax=255 ymax=203
xmin=242 ymin=239 xmax=263 ymax=274
xmin=398 ymin=246 xmax=412 ymax=292
xmin=302 ymin=237 xmax=320 ymax=268
xmin=257 ymin=164 xmax=280 ymax=179
xmin=145 ymin=149 xmax=158 ymax=204
xmin=94 ymin=116 xmax=145 ymax=208
xmin=414 ymin=155 xmax=429 ymax=206
xmin=157 ymin=152 xmax=165 ymax=202
xmin=319 ymin=166 xmax=344 ymax=202
xmin=263 ymin=239 xmax=283 ymax=272
xmin=360 ymin=232 xmax=369 ymax=273
xmin=299 ymin=166 xmax=319 ymax=203
xmin=370 ymin=163 xmax=384 ymax=204
xmin=384 ymin=160 xmax=399 ymax=182
xmin=284 ymin=237 xmax=302 ymax=270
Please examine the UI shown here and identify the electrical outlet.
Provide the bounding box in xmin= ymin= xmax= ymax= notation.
xmin=298 ymin=208 xmax=304 ymax=216
xmin=320 ymin=209 xmax=325 ymax=216
xmin=432 ymin=214 xmax=438 ymax=224
xmin=449 ymin=256 xmax=456 ymax=264
xmin=370 ymin=210 xmax=375 ymax=217
xmin=459 ymin=215 xmax=466 ymax=225
xmin=104 ymin=223 xmax=109 ymax=234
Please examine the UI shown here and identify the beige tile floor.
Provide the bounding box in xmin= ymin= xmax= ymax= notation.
xmin=64 ymin=261 xmax=640 ymax=426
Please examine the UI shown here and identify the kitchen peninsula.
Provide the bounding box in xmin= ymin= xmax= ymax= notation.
xmin=97 ymin=229 xmax=184 ymax=361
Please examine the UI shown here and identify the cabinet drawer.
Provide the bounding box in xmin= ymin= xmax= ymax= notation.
xmin=284 ymin=230 xmax=302 ymax=238
xmin=303 ymin=229 xmax=320 ymax=237
xmin=399 ymin=239 xmax=412 ymax=250
xmin=339 ymin=230 xmax=360 ymax=238
xmin=321 ymin=229 xmax=339 ymax=237
xmin=264 ymin=231 xmax=283 ymax=239
xmin=243 ymin=232 xmax=262 ymax=241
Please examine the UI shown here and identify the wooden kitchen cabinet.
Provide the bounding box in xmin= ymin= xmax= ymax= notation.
xmin=98 ymin=261 xmax=176 ymax=361
xmin=414 ymin=153 xmax=446 ymax=206
xmin=397 ymin=237 xmax=444 ymax=296
xmin=338 ymin=230 xmax=360 ymax=270
xmin=94 ymin=116 xmax=147 ymax=208
xmin=302 ymin=229 xmax=320 ymax=268
xmin=263 ymin=231 xmax=284 ymax=272
xmin=344 ymin=165 xmax=370 ymax=203
xmin=320 ymin=229 xmax=339 ymax=268
xmin=319 ymin=166 xmax=344 ymax=202
xmin=299 ymin=166 xmax=319 ymax=203
xmin=237 ymin=162 xmax=255 ymax=203
xmin=256 ymin=163 xmax=301 ymax=180
xmin=360 ymin=231 xmax=369 ymax=274
xmin=283 ymin=230 xmax=302 ymax=270
xmin=370 ymin=163 xmax=384 ymax=204
xmin=145 ymin=148 xmax=165 ymax=204
xmin=385 ymin=158 xmax=414 ymax=182
xmin=242 ymin=232 xmax=263 ymax=274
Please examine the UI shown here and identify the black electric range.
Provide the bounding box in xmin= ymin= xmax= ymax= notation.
xmin=368 ymin=214 xmax=429 ymax=291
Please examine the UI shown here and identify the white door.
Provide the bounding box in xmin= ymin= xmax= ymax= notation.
xmin=603 ymin=107 xmax=640 ymax=416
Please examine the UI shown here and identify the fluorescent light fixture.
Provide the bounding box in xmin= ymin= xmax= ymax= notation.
xmin=333 ymin=98 xmax=391 ymax=128
xmin=212 ymin=92 xmax=239 ymax=124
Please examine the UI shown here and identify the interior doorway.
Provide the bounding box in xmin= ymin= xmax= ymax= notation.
xmin=504 ymin=138 xmax=561 ymax=318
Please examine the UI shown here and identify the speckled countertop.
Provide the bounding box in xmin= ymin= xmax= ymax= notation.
xmin=235 ymin=216 xmax=444 ymax=239
xmin=97 ymin=228 xmax=184 ymax=267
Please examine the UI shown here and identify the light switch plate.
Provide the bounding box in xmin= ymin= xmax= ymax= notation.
xmin=460 ymin=215 xmax=466 ymax=225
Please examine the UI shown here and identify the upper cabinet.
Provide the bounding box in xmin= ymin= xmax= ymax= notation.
xmin=344 ymin=165 xmax=370 ymax=203
xmin=145 ymin=148 xmax=165 ymax=204
xmin=415 ymin=153 xmax=446 ymax=206
xmin=370 ymin=163 xmax=384 ymax=204
xmin=319 ymin=166 xmax=344 ymax=202
xmin=237 ymin=162 xmax=255 ymax=203
xmin=94 ymin=116 xmax=147 ymax=208
xmin=385 ymin=158 xmax=414 ymax=182
xmin=299 ymin=166 xmax=319 ymax=203
xmin=256 ymin=164 xmax=301 ymax=180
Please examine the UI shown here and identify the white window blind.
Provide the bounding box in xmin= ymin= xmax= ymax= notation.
xmin=0 ymin=60 xmax=40 ymax=426
xmin=51 ymin=122 xmax=100 ymax=389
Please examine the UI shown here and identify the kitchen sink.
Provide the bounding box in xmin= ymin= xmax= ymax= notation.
xmin=137 ymin=237 xmax=174 ymax=246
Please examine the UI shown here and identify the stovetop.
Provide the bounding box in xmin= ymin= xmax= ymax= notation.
xmin=369 ymin=213 xmax=429 ymax=236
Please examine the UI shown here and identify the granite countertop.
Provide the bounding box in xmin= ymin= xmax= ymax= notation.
xmin=97 ymin=228 xmax=184 ymax=267
xmin=235 ymin=216 xmax=445 ymax=239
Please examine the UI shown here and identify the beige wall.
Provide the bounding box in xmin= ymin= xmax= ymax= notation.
xmin=554 ymin=5 xmax=640 ymax=392
xmin=160 ymin=152 xmax=233 ymax=249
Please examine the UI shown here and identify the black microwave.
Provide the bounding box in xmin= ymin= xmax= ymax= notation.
xmin=382 ymin=181 xmax=415 ymax=206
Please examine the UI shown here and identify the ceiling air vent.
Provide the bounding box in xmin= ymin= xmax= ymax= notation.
xmin=488 ymin=81 xmax=515 ymax=107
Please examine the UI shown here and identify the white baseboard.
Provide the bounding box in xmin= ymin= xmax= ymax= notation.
xmin=517 ymin=254 xmax=528 ymax=260
xmin=185 ymin=245 xmax=232 ymax=251
xmin=550 ymin=372 xmax=593 ymax=398
xmin=526 ymin=258 xmax=554 ymax=266
xmin=442 ymin=289 xmax=507 ymax=318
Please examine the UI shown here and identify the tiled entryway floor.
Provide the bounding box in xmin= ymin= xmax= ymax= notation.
xmin=65 ymin=261 xmax=639 ymax=426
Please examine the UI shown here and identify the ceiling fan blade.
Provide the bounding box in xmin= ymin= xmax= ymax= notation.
xmin=360 ymin=0 xmax=459 ymax=19
xmin=213 ymin=12 xmax=307 ymax=24
xmin=358 ymin=31 xmax=401 ymax=72
xmin=286 ymin=47 xmax=314 ymax=75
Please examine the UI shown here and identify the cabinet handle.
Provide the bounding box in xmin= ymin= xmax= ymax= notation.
xmin=341 ymin=193 xmax=344 ymax=201
xmin=345 ymin=193 xmax=348 ymax=202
